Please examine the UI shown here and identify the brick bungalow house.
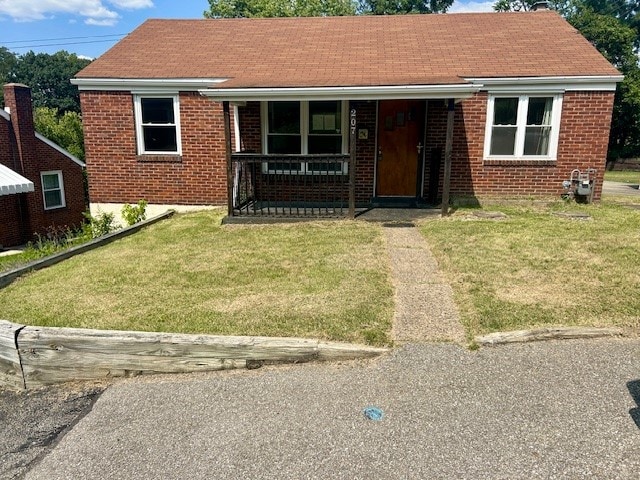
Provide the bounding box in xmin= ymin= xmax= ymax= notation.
xmin=1 ymin=84 xmax=86 ymax=247
xmin=72 ymin=8 xmax=621 ymax=219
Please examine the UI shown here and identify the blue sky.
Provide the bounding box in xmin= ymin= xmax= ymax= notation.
xmin=0 ymin=1 xmax=494 ymax=59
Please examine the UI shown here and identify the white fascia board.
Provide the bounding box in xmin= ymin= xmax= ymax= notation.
xmin=0 ymin=108 xmax=9 ymax=121
xmin=198 ymin=84 xmax=482 ymax=101
xmin=71 ymin=78 xmax=229 ymax=92
xmin=466 ymin=75 xmax=623 ymax=92
xmin=35 ymin=133 xmax=86 ymax=167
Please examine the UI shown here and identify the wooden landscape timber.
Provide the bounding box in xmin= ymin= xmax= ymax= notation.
xmin=475 ymin=327 xmax=624 ymax=346
xmin=0 ymin=320 xmax=388 ymax=389
xmin=0 ymin=320 xmax=25 ymax=389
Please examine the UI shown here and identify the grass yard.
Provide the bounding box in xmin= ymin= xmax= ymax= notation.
xmin=604 ymin=170 xmax=640 ymax=184
xmin=0 ymin=253 xmax=26 ymax=272
xmin=420 ymin=202 xmax=640 ymax=340
xmin=0 ymin=211 xmax=393 ymax=346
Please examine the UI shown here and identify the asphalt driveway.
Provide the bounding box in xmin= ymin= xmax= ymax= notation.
xmin=18 ymin=338 xmax=640 ymax=479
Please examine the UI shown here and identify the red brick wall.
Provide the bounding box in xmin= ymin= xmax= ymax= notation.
xmin=0 ymin=195 xmax=24 ymax=247
xmin=0 ymin=133 xmax=87 ymax=247
xmin=81 ymin=91 xmax=614 ymax=209
xmin=1 ymin=84 xmax=86 ymax=247
xmin=352 ymin=101 xmax=377 ymax=204
xmin=424 ymin=91 xmax=614 ymax=201
xmin=24 ymin=140 xmax=87 ymax=238
xmin=237 ymin=102 xmax=261 ymax=153
xmin=80 ymin=91 xmax=228 ymax=205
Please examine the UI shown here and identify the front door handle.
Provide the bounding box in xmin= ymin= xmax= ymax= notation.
xmin=378 ymin=148 xmax=383 ymax=161
xmin=417 ymin=142 xmax=423 ymax=154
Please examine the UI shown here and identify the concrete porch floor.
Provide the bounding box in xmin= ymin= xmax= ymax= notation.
xmin=355 ymin=207 xmax=442 ymax=223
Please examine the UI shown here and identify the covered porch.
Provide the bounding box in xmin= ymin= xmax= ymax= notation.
xmin=201 ymin=84 xmax=480 ymax=218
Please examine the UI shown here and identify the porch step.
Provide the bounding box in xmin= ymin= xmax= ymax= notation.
xmin=371 ymin=197 xmax=435 ymax=209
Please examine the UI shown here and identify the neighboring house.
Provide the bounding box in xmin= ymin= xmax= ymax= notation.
xmin=0 ymin=84 xmax=86 ymax=247
xmin=72 ymin=7 xmax=621 ymax=219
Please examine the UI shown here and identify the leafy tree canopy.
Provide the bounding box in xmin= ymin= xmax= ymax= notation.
xmin=33 ymin=107 xmax=85 ymax=161
xmin=361 ymin=0 xmax=453 ymax=14
xmin=494 ymin=0 xmax=640 ymax=159
xmin=0 ymin=49 xmax=90 ymax=113
xmin=204 ymin=0 xmax=453 ymax=17
xmin=204 ymin=0 xmax=357 ymax=17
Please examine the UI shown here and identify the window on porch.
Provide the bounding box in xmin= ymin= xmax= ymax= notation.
xmin=262 ymin=100 xmax=348 ymax=174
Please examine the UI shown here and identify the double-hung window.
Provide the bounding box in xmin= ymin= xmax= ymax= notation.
xmin=41 ymin=171 xmax=65 ymax=210
xmin=484 ymin=94 xmax=562 ymax=160
xmin=262 ymin=100 xmax=348 ymax=174
xmin=134 ymin=95 xmax=182 ymax=155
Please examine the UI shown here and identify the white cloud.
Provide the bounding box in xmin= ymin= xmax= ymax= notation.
xmin=449 ymin=1 xmax=495 ymax=13
xmin=0 ymin=0 xmax=153 ymax=26
xmin=85 ymin=17 xmax=119 ymax=26
xmin=109 ymin=0 xmax=153 ymax=8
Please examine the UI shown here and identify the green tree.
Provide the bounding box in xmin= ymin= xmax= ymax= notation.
xmin=361 ymin=0 xmax=453 ymax=14
xmin=9 ymin=51 xmax=90 ymax=113
xmin=204 ymin=0 xmax=357 ymax=17
xmin=0 ymin=47 xmax=18 ymax=105
xmin=494 ymin=0 xmax=640 ymax=159
xmin=33 ymin=107 xmax=85 ymax=160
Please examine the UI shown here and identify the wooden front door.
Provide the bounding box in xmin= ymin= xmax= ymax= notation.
xmin=376 ymin=100 xmax=425 ymax=197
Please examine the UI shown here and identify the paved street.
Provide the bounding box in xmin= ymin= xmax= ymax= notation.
xmin=20 ymin=338 xmax=640 ymax=479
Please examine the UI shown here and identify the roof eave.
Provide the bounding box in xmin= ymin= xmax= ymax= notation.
xmin=466 ymin=75 xmax=623 ymax=92
xmin=71 ymin=78 xmax=229 ymax=92
xmin=198 ymin=84 xmax=483 ymax=102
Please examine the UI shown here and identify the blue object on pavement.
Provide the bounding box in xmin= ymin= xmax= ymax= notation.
xmin=363 ymin=406 xmax=384 ymax=421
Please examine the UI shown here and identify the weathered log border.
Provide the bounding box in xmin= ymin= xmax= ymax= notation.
xmin=475 ymin=326 xmax=624 ymax=346
xmin=0 ymin=211 xmax=175 ymax=290
xmin=0 ymin=320 xmax=388 ymax=390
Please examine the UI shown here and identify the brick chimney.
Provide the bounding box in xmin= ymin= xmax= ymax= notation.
xmin=3 ymin=83 xmax=36 ymax=175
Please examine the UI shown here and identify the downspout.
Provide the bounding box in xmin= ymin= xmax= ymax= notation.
xmin=441 ymin=98 xmax=455 ymax=216
xmin=223 ymin=101 xmax=234 ymax=217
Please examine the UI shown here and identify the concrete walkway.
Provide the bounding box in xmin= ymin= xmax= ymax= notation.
xmin=603 ymin=180 xmax=640 ymax=197
xmin=358 ymin=208 xmax=466 ymax=344
xmin=384 ymin=224 xmax=466 ymax=344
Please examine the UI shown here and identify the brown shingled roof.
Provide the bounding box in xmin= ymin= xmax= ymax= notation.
xmin=76 ymin=11 xmax=619 ymax=88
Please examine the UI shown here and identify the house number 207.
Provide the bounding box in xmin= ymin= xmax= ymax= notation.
xmin=350 ymin=109 xmax=356 ymax=135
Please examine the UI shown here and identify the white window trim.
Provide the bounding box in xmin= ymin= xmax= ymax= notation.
xmin=41 ymin=170 xmax=66 ymax=210
xmin=133 ymin=94 xmax=182 ymax=155
xmin=260 ymin=101 xmax=349 ymax=175
xmin=483 ymin=94 xmax=563 ymax=161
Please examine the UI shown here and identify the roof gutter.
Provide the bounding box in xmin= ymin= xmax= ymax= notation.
xmin=465 ymin=75 xmax=623 ymax=92
xmin=71 ymin=78 xmax=228 ymax=92
xmin=197 ymin=84 xmax=482 ymax=101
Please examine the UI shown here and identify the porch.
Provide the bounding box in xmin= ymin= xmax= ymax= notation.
xmin=211 ymin=92 xmax=471 ymax=219
xmin=230 ymin=153 xmax=353 ymax=218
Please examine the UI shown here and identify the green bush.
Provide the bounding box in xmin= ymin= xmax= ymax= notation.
xmin=121 ymin=200 xmax=148 ymax=226
xmin=83 ymin=210 xmax=117 ymax=238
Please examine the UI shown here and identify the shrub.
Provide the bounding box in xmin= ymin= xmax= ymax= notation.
xmin=83 ymin=210 xmax=117 ymax=238
xmin=121 ymin=200 xmax=148 ymax=226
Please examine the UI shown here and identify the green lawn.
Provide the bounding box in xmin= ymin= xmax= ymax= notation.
xmin=0 ymin=253 xmax=25 ymax=272
xmin=0 ymin=211 xmax=393 ymax=346
xmin=604 ymin=170 xmax=640 ymax=184
xmin=420 ymin=202 xmax=640 ymax=339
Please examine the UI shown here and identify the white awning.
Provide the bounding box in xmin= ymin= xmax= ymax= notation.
xmin=0 ymin=164 xmax=34 ymax=195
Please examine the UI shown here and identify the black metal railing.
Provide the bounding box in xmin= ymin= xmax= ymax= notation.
xmin=230 ymin=154 xmax=351 ymax=217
